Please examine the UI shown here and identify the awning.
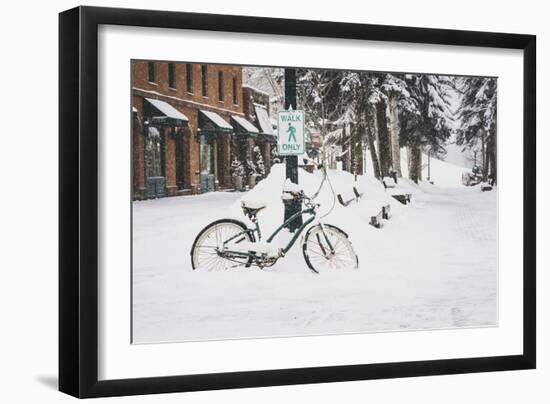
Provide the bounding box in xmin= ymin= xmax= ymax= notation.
xmin=144 ymin=98 xmax=188 ymax=127
xmin=199 ymin=110 xmax=233 ymax=134
xmin=254 ymin=105 xmax=275 ymax=136
xmin=231 ymin=115 xmax=259 ymax=137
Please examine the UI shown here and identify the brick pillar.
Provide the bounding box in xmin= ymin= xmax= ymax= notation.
xmin=246 ymin=138 xmax=254 ymax=161
xmin=263 ymin=143 xmax=272 ymax=176
xmin=223 ymin=136 xmax=231 ymax=187
xmin=213 ymin=138 xmax=219 ymax=190
xmin=132 ymin=115 xmax=146 ymax=200
xmin=188 ymin=133 xmax=200 ymax=194
xmin=164 ymin=128 xmax=177 ymax=196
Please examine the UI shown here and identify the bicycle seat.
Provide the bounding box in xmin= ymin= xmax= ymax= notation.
xmin=241 ymin=200 xmax=266 ymax=217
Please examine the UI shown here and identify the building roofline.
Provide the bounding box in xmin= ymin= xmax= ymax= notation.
xmin=132 ymin=87 xmax=245 ymax=117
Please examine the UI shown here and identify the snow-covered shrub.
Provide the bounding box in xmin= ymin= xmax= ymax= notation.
xmin=246 ymin=159 xmax=257 ymax=177
xmin=271 ymin=145 xmax=281 ymax=164
xmin=253 ymin=146 xmax=266 ymax=179
xmin=231 ymin=158 xmax=246 ymax=178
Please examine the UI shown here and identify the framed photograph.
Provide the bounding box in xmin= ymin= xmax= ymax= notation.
xmin=59 ymin=6 xmax=536 ymax=398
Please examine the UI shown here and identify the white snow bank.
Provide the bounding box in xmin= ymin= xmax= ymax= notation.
xmin=225 ymin=163 xmax=406 ymax=276
xmin=400 ymin=147 xmax=470 ymax=188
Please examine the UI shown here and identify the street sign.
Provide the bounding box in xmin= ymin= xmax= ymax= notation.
xmin=277 ymin=109 xmax=305 ymax=155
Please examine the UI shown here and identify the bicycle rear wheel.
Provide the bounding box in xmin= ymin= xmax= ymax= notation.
xmin=190 ymin=219 xmax=254 ymax=270
xmin=302 ymin=224 xmax=358 ymax=273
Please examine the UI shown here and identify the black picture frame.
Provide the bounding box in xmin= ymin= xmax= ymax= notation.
xmin=59 ymin=6 xmax=536 ymax=398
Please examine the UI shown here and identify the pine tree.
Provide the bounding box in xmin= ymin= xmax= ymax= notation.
xmin=339 ymin=71 xmax=384 ymax=178
xmin=253 ymin=146 xmax=266 ymax=179
xmin=231 ymin=158 xmax=245 ymax=177
xmin=297 ymin=69 xmax=346 ymax=164
xmin=380 ymin=74 xmax=411 ymax=177
xmin=399 ymin=74 xmax=456 ymax=183
xmin=456 ymin=77 xmax=497 ymax=182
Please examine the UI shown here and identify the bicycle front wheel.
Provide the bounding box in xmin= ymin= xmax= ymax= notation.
xmin=302 ymin=224 xmax=358 ymax=273
xmin=190 ymin=219 xmax=254 ymax=271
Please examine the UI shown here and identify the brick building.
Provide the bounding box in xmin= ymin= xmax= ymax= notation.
xmin=132 ymin=61 xmax=273 ymax=200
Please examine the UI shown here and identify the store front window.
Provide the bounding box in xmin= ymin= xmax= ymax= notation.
xmin=199 ymin=135 xmax=215 ymax=193
xmin=145 ymin=126 xmax=166 ymax=198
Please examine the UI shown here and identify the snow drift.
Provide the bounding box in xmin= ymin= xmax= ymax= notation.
xmin=132 ymin=156 xmax=497 ymax=343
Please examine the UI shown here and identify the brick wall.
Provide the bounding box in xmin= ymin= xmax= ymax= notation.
xmin=132 ymin=61 xmax=248 ymax=197
xmin=132 ymin=110 xmax=146 ymax=200
xmin=132 ymin=61 xmax=244 ymax=114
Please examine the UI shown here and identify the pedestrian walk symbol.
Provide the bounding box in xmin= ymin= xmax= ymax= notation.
xmin=277 ymin=109 xmax=305 ymax=155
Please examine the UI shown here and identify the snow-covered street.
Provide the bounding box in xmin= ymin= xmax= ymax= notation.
xmin=132 ymin=165 xmax=497 ymax=343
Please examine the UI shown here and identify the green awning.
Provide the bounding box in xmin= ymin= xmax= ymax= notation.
xmin=145 ymin=98 xmax=188 ymax=127
xmin=231 ymin=115 xmax=259 ymax=137
xmin=199 ymin=110 xmax=233 ymax=134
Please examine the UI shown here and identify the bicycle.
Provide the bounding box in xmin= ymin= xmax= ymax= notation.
xmin=190 ymin=166 xmax=359 ymax=274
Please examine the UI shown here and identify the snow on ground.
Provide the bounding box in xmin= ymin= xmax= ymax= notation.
xmin=132 ymin=161 xmax=497 ymax=343
xmin=400 ymin=147 xmax=470 ymax=188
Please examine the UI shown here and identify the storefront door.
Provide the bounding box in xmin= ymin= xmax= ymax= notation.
xmin=145 ymin=126 xmax=166 ymax=198
xmin=199 ymin=135 xmax=215 ymax=193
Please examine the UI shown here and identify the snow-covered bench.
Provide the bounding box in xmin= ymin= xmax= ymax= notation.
xmin=369 ymin=204 xmax=392 ymax=228
xmin=392 ymin=194 xmax=412 ymax=205
xmin=370 ymin=210 xmax=383 ymax=228
xmin=480 ymin=182 xmax=493 ymax=192
xmin=382 ymin=176 xmax=397 ymax=190
xmin=337 ymin=186 xmax=363 ymax=207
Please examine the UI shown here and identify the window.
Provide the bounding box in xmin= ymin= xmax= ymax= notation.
xmin=168 ymin=63 xmax=176 ymax=89
xmin=148 ymin=62 xmax=156 ymax=83
xmin=232 ymin=77 xmax=238 ymax=105
xmin=201 ymin=65 xmax=208 ymax=96
xmin=186 ymin=64 xmax=193 ymax=93
xmin=218 ymin=71 xmax=224 ymax=102
xmin=200 ymin=140 xmax=214 ymax=175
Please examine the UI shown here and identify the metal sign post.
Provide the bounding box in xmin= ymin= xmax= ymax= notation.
xmin=282 ymin=69 xmax=303 ymax=232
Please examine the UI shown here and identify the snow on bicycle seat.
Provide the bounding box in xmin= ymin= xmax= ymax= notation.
xmin=241 ymin=200 xmax=266 ymax=212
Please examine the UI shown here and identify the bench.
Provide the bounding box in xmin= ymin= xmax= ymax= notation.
xmin=382 ymin=204 xmax=392 ymax=220
xmin=369 ymin=210 xmax=383 ymax=228
xmin=392 ymin=194 xmax=412 ymax=205
xmin=337 ymin=186 xmax=364 ymax=207
xmin=370 ymin=204 xmax=392 ymax=229
xmin=337 ymin=194 xmax=354 ymax=207
xmin=382 ymin=176 xmax=397 ymax=190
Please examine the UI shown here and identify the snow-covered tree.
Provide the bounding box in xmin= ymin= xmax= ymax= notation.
xmin=340 ymin=71 xmax=385 ymax=178
xmin=253 ymin=146 xmax=266 ymax=179
xmin=297 ymin=69 xmax=346 ymax=153
xmin=271 ymin=144 xmax=281 ymax=164
xmin=230 ymin=157 xmax=245 ymax=177
xmin=456 ymin=77 xmax=497 ymax=182
xmin=399 ymin=74 xmax=456 ymax=183
xmin=380 ymin=74 xmax=411 ymax=177
xmin=246 ymin=159 xmax=257 ymax=177
xmin=243 ymin=67 xmax=285 ymax=114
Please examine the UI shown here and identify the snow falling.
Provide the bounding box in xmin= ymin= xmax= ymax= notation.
xmin=132 ymin=157 xmax=496 ymax=343
xmin=132 ymin=67 xmax=497 ymax=343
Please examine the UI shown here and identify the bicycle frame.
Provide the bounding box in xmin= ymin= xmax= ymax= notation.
xmin=266 ymin=206 xmax=316 ymax=254
xmin=221 ymin=166 xmax=336 ymax=262
xmin=221 ymin=206 xmax=317 ymax=260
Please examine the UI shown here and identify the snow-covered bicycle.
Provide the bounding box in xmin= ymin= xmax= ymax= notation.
xmin=190 ymin=167 xmax=358 ymax=273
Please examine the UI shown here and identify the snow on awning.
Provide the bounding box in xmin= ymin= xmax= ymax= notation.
xmin=254 ymin=105 xmax=275 ymax=136
xmin=144 ymin=98 xmax=188 ymax=127
xmin=231 ymin=115 xmax=259 ymax=136
xmin=132 ymin=106 xmax=138 ymax=113
xmin=199 ymin=110 xmax=233 ymax=133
